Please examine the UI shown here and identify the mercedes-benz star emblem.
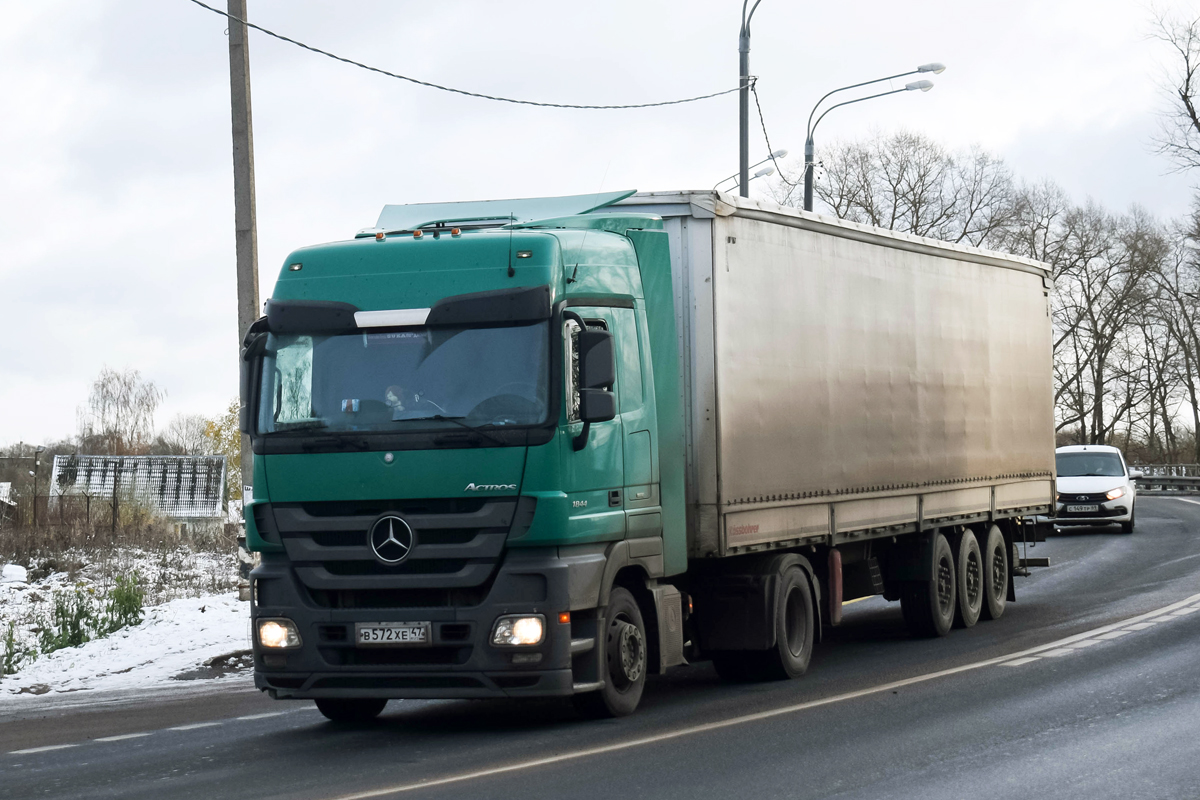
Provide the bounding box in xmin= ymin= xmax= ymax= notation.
xmin=368 ymin=515 xmax=415 ymax=564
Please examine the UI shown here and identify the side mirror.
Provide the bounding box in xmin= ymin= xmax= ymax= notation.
xmin=578 ymin=329 xmax=615 ymax=389
xmin=1129 ymin=470 xmax=1143 ymax=480
xmin=579 ymin=388 xmax=616 ymax=423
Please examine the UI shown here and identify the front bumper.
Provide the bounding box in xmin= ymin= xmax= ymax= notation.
xmin=250 ymin=547 xmax=582 ymax=700
xmin=1052 ymin=500 xmax=1132 ymax=526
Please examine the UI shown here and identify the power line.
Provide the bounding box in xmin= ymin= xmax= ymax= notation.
xmin=186 ymin=0 xmax=742 ymax=110
xmin=750 ymin=81 xmax=800 ymax=188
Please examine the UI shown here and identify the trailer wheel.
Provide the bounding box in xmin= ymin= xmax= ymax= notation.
xmin=573 ymin=587 xmax=647 ymax=718
xmin=314 ymin=698 xmax=387 ymax=723
xmin=763 ymin=565 xmax=814 ymax=679
xmin=900 ymin=531 xmax=956 ymax=638
xmin=979 ymin=524 xmax=1008 ymax=621
xmin=953 ymin=530 xmax=983 ymax=629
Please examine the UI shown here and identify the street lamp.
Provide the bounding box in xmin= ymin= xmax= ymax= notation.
xmin=803 ymin=63 xmax=945 ymax=212
xmin=715 ymin=149 xmax=788 ymax=190
xmin=32 ymin=445 xmax=44 ymax=527
xmin=738 ymin=0 xmax=766 ymax=198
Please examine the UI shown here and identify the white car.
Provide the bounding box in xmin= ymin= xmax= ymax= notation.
xmin=1053 ymin=444 xmax=1139 ymax=533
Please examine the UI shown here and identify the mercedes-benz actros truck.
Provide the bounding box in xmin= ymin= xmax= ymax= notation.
xmin=241 ymin=190 xmax=1055 ymax=720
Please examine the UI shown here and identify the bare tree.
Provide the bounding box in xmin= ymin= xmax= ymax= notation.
xmin=1153 ymin=11 xmax=1200 ymax=173
xmin=76 ymin=367 xmax=164 ymax=455
xmin=154 ymin=413 xmax=216 ymax=456
xmin=770 ymin=130 xmax=1016 ymax=247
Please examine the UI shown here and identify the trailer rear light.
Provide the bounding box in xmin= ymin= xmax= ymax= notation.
xmin=491 ymin=615 xmax=545 ymax=646
xmin=258 ymin=618 xmax=302 ymax=649
xmin=1106 ymin=487 xmax=1126 ymax=500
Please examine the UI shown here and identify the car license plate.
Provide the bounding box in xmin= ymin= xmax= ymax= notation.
xmin=1065 ymin=505 xmax=1099 ymax=513
xmin=355 ymin=622 xmax=431 ymax=647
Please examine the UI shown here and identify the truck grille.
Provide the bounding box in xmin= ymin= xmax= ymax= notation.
xmin=257 ymin=497 xmax=534 ymax=608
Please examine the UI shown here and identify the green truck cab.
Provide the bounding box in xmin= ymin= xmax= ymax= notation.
xmin=242 ymin=191 xmax=688 ymax=719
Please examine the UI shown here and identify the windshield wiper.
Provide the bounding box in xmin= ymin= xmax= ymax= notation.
xmin=424 ymin=415 xmax=506 ymax=447
xmin=300 ymin=435 xmax=372 ymax=452
xmin=275 ymin=420 xmax=329 ymax=432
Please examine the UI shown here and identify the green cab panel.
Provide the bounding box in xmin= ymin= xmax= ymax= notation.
xmin=261 ymin=447 xmax=528 ymax=503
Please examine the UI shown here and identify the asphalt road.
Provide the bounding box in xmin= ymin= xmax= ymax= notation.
xmin=3 ymin=496 xmax=1200 ymax=800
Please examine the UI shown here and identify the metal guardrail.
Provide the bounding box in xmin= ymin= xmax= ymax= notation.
xmin=1133 ymin=473 xmax=1200 ymax=495
xmin=1133 ymin=464 xmax=1200 ymax=477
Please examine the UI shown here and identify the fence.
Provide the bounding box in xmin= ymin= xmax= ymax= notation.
xmin=1132 ymin=465 xmax=1200 ymax=494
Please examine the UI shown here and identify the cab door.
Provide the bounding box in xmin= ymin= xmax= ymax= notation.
xmin=561 ymin=306 xmax=625 ymax=541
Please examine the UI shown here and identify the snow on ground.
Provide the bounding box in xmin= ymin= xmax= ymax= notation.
xmin=0 ymin=548 xmax=248 ymax=705
xmin=0 ymin=591 xmax=251 ymax=702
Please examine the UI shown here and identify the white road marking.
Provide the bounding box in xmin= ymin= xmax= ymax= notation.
xmin=1124 ymin=622 xmax=1156 ymax=630
xmin=236 ymin=712 xmax=287 ymax=721
xmin=1096 ymin=631 xmax=1132 ymax=639
xmin=1164 ymin=497 xmax=1200 ymax=506
xmin=1039 ymin=648 xmax=1078 ymax=657
xmin=94 ymin=733 xmax=151 ymax=743
xmin=168 ymin=722 xmax=223 ymax=731
xmin=1067 ymin=639 xmax=1100 ymax=648
xmin=323 ymin=591 xmax=1200 ymax=800
xmin=1172 ymin=607 xmax=1199 ymax=615
xmin=1001 ymin=657 xmax=1041 ymax=667
xmin=9 ymin=743 xmax=79 ymax=755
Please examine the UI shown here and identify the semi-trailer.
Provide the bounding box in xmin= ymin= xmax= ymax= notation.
xmin=242 ymin=189 xmax=1055 ymax=719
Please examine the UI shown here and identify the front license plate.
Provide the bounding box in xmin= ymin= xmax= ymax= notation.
xmin=355 ymin=622 xmax=431 ymax=647
xmin=1066 ymin=505 xmax=1100 ymax=513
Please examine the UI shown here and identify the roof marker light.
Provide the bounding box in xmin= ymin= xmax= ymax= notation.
xmin=516 ymin=250 xmax=532 ymax=258
xmin=451 ymin=228 xmax=462 ymax=236
xmin=375 ymin=232 xmax=385 ymax=242
xmin=288 ymin=263 xmax=303 ymax=271
xmin=413 ymin=230 xmax=424 ymax=239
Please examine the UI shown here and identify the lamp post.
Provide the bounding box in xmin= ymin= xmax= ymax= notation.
xmin=739 ymin=0 xmax=766 ymax=198
xmin=32 ymin=446 xmax=44 ymax=527
xmin=803 ymin=63 xmax=945 ymax=212
xmin=715 ymin=149 xmax=788 ymax=190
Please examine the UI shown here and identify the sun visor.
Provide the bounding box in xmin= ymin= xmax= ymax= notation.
xmin=265 ymin=299 xmax=360 ymax=334
xmin=426 ymin=285 xmax=552 ymax=326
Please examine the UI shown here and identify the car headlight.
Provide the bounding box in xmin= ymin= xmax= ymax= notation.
xmin=1106 ymin=487 xmax=1126 ymax=501
xmin=258 ymin=618 xmax=302 ymax=649
xmin=491 ymin=615 xmax=545 ymax=646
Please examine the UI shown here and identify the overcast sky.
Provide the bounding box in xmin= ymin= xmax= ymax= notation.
xmin=2 ymin=0 xmax=1198 ymax=445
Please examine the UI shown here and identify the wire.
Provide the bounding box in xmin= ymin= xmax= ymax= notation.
xmin=750 ymin=81 xmax=800 ymax=187
xmin=188 ymin=0 xmax=741 ymax=110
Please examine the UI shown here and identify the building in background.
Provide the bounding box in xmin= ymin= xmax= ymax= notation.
xmin=49 ymin=454 xmax=227 ymax=536
xmin=0 ymin=482 xmax=15 ymax=527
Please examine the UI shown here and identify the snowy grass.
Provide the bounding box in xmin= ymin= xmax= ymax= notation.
xmin=0 ymin=547 xmax=244 ymax=699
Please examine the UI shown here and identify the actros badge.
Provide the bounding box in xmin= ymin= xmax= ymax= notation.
xmin=369 ymin=515 xmax=416 ymax=564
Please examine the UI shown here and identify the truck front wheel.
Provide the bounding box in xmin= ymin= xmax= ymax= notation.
xmin=573 ymin=587 xmax=647 ymax=718
xmin=314 ymin=698 xmax=388 ymax=723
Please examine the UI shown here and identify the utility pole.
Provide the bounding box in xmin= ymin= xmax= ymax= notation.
xmin=228 ymin=0 xmax=259 ymax=503
xmin=738 ymin=1 xmax=764 ymax=198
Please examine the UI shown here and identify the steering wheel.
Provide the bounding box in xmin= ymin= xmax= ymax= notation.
xmin=467 ymin=382 xmax=544 ymax=423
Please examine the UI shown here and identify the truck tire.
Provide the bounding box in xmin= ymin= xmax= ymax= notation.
xmin=573 ymin=587 xmax=647 ymax=718
xmin=953 ymin=530 xmax=983 ymax=629
xmin=314 ymin=698 xmax=387 ymax=723
xmin=762 ymin=565 xmax=814 ymax=679
xmin=710 ymin=565 xmax=814 ymax=682
xmin=979 ymin=524 xmax=1008 ymax=621
xmin=900 ymin=531 xmax=956 ymax=638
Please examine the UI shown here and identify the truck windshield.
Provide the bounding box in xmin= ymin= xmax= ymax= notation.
xmin=257 ymin=321 xmax=549 ymax=434
xmin=1055 ymin=451 xmax=1125 ymax=477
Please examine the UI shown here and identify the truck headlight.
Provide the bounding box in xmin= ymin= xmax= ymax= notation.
xmin=1106 ymin=487 xmax=1126 ymax=501
xmin=258 ymin=618 xmax=302 ymax=649
xmin=491 ymin=615 xmax=545 ymax=646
